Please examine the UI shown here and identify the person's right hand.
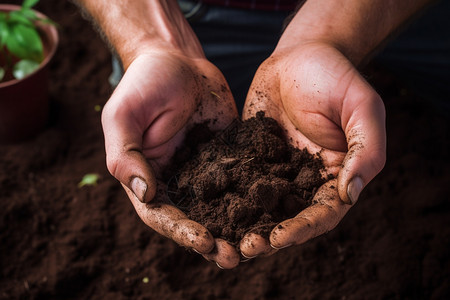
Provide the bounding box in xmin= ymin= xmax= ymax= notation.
xmin=101 ymin=51 xmax=240 ymax=268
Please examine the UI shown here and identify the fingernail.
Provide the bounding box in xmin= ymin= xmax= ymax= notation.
xmin=216 ymin=262 xmax=224 ymax=269
xmin=347 ymin=176 xmax=364 ymax=205
xmin=131 ymin=177 xmax=147 ymax=203
xmin=270 ymin=243 xmax=292 ymax=250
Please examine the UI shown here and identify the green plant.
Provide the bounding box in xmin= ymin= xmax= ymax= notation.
xmin=0 ymin=0 xmax=55 ymax=82
xmin=78 ymin=173 xmax=100 ymax=188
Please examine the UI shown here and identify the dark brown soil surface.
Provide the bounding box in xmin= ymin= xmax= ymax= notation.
xmin=1 ymin=1 xmax=449 ymax=300
xmin=165 ymin=112 xmax=326 ymax=245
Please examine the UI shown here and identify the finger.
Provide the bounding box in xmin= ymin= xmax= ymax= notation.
xmin=124 ymin=184 xmax=215 ymax=254
xmin=202 ymin=239 xmax=240 ymax=269
xmin=103 ymin=126 xmax=157 ymax=203
xmin=339 ymin=77 xmax=386 ymax=204
xmin=240 ymin=232 xmax=277 ymax=259
xmin=101 ymin=92 xmax=157 ymax=203
xmin=101 ymin=55 xmax=189 ymax=203
xmin=270 ymin=179 xmax=350 ymax=249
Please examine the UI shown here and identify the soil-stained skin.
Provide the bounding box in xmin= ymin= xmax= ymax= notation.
xmin=164 ymin=111 xmax=327 ymax=246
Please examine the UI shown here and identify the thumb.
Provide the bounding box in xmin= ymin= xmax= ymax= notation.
xmin=338 ymin=80 xmax=386 ymax=205
xmin=101 ymin=100 xmax=157 ymax=203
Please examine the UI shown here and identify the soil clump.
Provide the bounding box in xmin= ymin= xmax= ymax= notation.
xmin=164 ymin=111 xmax=327 ymax=245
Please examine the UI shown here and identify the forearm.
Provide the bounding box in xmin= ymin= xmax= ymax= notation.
xmin=75 ymin=0 xmax=203 ymax=69
xmin=279 ymin=0 xmax=434 ymax=65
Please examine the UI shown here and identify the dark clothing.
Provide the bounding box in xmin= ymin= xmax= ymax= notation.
xmin=200 ymin=0 xmax=297 ymax=11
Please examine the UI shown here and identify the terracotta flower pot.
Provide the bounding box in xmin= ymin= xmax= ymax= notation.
xmin=0 ymin=4 xmax=59 ymax=144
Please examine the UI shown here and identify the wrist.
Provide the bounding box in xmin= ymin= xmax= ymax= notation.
xmin=76 ymin=0 xmax=204 ymax=69
xmin=277 ymin=0 xmax=433 ymax=66
xmin=276 ymin=3 xmax=378 ymax=65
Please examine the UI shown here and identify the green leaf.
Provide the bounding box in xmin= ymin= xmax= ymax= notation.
xmin=19 ymin=9 xmax=58 ymax=28
xmin=18 ymin=8 xmax=39 ymax=22
xmin=0 ymin=17 xmax=8 ymax=48
xmin=5 ymin=23 xmax=43 ymax=62
xmin=12 ymin=59 xmax=40 ymax=79
xmin=9 ymin=10 xmax=34 ymax=27
xmin=78 ymin=173 xmax=100 ymax=188
xmin=22 ymin=0 xmax=40 ymax=9
xmin=0 ymin=67 xmax=5 ymax=82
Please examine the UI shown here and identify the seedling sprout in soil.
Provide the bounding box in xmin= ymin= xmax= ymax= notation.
xmin=0 ymin=0 xmax=56 ymax=82
xmin=78 ymin=173 xmax=100 ymax=188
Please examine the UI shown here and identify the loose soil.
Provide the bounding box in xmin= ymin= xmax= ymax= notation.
xmin=0 ymin=1 xmax=449 ymax=300
xmin=164 ymin=112 xmax=327 ymax=245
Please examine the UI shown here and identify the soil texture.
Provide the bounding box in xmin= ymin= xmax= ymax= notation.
xmin=0 ymin=1 xmax=449 ymax=300
xmin=165 ymin=112 xmax=326 ymax=245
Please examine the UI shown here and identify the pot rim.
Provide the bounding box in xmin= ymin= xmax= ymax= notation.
xmin=0 ymin=4 xmax=59 ymax=88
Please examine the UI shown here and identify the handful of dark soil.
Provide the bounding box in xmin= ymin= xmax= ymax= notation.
xmin=164 ymin=112 xmax=327 ymax=246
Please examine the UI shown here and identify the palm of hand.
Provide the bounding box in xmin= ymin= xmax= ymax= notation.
xmin=103 ymin=53 xmax=238 ymax=174
xmin=241 ymin=43 xmax=385 ymax=257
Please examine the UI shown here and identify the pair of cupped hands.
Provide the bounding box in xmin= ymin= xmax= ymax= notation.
xmin=101 ymin=42 xmax=386 ymax=269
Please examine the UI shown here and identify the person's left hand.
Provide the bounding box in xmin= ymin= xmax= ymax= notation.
xmin=240 ymin=42 xmax=386 ymax=258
